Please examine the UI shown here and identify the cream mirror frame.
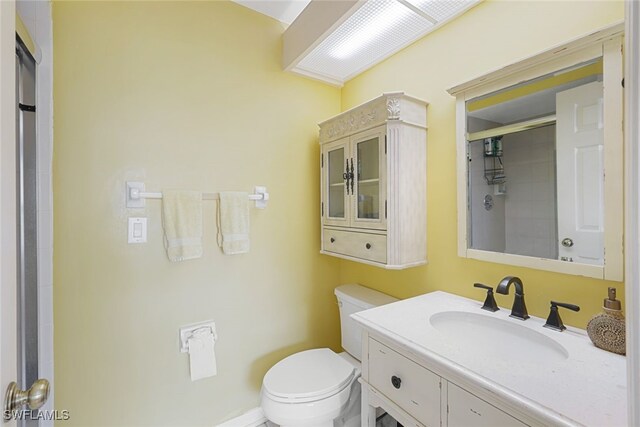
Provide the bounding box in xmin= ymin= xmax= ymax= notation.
xmin=448 ymin=23 xmax=624 ymax=281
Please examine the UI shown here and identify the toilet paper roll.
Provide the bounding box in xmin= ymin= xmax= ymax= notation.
xmin=188 ymin=328 xmax=217 ymax=381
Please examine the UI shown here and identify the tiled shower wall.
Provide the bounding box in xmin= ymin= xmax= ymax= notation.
xmin=468 ymin=124 xmax=557 ymax=259
xmin=503 ymin=125 xmax=558 ymax=259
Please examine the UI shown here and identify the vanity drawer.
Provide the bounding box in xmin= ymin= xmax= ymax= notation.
xmin=368 ymin=338 xmax=441 ymax=427
xmin=322 ymin=229 xmax=387 ymax=263
xmin=447 ymin=383 xmax=528 ymax=427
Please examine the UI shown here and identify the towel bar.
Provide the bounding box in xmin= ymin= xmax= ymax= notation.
xmin=126 ymin=181 xmax=269 ymax=209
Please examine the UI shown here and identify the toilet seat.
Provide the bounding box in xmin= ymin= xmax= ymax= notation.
xmin=262 ymin=348 xmax=355 ymax=403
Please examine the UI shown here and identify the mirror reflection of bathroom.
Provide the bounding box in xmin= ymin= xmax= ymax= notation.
xmin=466 ymin=59 xmax=604 ymax=265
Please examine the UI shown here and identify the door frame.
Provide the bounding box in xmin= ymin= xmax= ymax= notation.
xmin=1 ymin=1 xmax=19 ymax=425
xmin=625 ymin=2 xmax=640 ymax=425
xmin=15 ymin=2 xmax=56 ymax=421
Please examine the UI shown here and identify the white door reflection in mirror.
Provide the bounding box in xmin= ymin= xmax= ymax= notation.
xmin=556 ymin=81 xmax=604 ymax=265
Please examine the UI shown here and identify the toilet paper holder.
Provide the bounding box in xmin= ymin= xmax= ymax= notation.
xmin=179 ymin=321 xmax=217 ymax=353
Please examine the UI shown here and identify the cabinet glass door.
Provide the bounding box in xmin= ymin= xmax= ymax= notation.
xmin=353 ymin=127 xmax=386 ymax=230
xmin=357 ymin=138 xmax=379 ymax=219
xmin=323 ymin=138 xmax=350 ymax=226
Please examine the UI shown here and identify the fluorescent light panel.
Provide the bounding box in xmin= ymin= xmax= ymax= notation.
xmin=329 ymin=1 xmax=419 ymax=60
xmin=292 ymin=0 xmax=480 ymax=85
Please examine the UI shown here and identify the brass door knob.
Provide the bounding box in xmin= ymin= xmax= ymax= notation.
xmin=4 ymin=379 xmax=50 ymax=413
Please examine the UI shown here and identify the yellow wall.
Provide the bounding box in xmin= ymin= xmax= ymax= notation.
xmin=340 ymin=0 xmax=625 ymax=328
xmin=52 ymin=1 xmax=341 ymax=425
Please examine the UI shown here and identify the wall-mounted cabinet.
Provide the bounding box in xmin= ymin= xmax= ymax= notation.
xmin=319 ymin=92 xmax=428 ymax=269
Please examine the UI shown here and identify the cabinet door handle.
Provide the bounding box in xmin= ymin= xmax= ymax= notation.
xmin=349 ymin=158 xmax=355 ymax=195
xmin=330 ymin=238 xmax=335 ymax=243
xmin=391 ymin=376 xmax=401 ymax=389
xmin=344 ymin=159 xmax=351 ymax=195
xmin=365 ymin=243 xmax=372 ymax=249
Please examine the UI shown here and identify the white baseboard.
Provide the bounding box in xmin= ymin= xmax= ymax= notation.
xmin=216 ymin=407 xmax=268 ymax=427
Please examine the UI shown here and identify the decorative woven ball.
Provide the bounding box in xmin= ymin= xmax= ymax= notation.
xmin=586 ymin=312 xmax=626 ymax=355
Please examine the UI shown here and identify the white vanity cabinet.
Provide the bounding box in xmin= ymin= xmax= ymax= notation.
xmin=319 ymin=92 xmax=428 ymax=269
xmin=361 ymin=337 xmax=530 ymax=427
xmin=354 ymin=291 xmax=627 ymax=427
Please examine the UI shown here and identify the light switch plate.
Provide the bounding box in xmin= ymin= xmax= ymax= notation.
xmin=128 ymin=217 xmax=147 ymax=243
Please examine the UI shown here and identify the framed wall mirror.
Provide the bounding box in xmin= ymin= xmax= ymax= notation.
xmin=448 ymin=24 xmax=623 ymax=280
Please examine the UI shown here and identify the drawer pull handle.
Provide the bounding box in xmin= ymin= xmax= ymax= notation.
xmin=330 ymin=238 xmax=335 ymax=243
xmin=391 ymin=376 xmax=401 ymax=389
xmin=365 ymin=243 xmax=372 ymax=249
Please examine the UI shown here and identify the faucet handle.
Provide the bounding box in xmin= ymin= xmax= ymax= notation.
xmin=543 ymin=301 xmax=580 ymax=332
xmin=473 ymin=283 xmax=499 ymax=312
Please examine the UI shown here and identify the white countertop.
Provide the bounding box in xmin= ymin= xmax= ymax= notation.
xmin=352 ymin=291 xmax=627 ymax=427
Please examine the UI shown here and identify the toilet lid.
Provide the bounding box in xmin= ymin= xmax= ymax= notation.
xmin=263 ymin=348 xmax=355 ymax=401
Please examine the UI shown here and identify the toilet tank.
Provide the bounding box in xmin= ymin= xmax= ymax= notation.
xmin=334 ymin=284 xmax=398 ymax=361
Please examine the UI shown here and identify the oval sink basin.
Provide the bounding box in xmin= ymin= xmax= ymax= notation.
xmin=429 ymin=311 xmax=569 ymax=363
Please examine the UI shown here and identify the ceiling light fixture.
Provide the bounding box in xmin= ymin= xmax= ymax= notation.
xmin=283 ymin=0 xmax=482 ymax=86
xmin=329 ymin=1 xmax=416 ymax=60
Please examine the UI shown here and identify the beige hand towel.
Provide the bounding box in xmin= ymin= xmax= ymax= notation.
xmin=217 ymin=192 xmax=249 ymax=254
xmin=162 ymin=190 xmax=203 ymax=262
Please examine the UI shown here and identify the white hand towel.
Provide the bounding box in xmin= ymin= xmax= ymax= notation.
xmin=161 ymin=190 xmax=203 ymax=262
xmin=217 ymin=192 xmax=249 ymax=254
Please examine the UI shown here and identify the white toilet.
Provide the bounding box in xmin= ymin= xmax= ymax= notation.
xmin=261 ymin=284 xmax=397 ymax=427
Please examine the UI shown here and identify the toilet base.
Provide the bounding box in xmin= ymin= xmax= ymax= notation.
xmin=333 ymin=377 xmax=361 ymax=427
xmin=262 ymin=375 xmax=361 ymax=427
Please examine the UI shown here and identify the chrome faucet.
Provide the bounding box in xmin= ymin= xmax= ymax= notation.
xmin=495 ymin=276 xmax=529 ymax=320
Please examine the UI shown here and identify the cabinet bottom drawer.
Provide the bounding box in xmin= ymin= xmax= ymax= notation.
xmin=368 ymin=339 xmax=441 ymax=427
xmin=322 ymin=229 xmax=387 ymax=263
xmin=447 ymin=383 xmax=528 ymax=427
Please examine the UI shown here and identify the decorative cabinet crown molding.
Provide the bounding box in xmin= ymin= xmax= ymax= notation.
xmin=386 ymin=97 xmax=401 ymax=120
xmin=319 ymin=92 xmax=427 ymax=144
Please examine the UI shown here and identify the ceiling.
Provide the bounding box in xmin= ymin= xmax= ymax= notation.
xmin=232 ymin=0 xmax=311 ymax=25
